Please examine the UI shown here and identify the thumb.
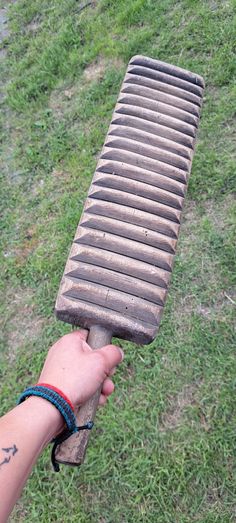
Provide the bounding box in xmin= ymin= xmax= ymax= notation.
xmin=95 ymin=345 xmax=124 ymax=374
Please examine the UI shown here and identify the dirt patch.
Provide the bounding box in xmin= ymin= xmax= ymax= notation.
xmin=175 ymin=289 xmax=236 ymax=323
xmin=122 ymin=362 xmax=136 ymax=381
xmin=3 ymin=219 xmax=39 ymax=260
xmin=84 ymin=57 xmax=107 ymax=82
xmin=203 ymin=194 xmax=236 ymax=232
xmin=4 ymin=288 xmax=45 ymax=362
xmin=49 ymin=80 xmax=83 ymax=119
xmin=196 ymin=289 xmax=236 ymax=318
xmin=51 ymin=168 xmax=67 ymax=178
xmin=26 ymin=17 xmax=41 ymax=33
xmin=83 ymin=56 xmax=124 ymax=82
xmin=160 ymin=383 xmax=201 ymax=431
xmin=49 ymin=56 xmax=124 ymax=118
xmin=9 ymin=499 xmax=28 ymax=523
xmin=13 ymin=234 xmax=40 ymax=266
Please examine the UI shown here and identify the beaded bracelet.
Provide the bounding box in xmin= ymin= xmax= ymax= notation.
xmin=17 ymin=383 xmax=93 ymax=472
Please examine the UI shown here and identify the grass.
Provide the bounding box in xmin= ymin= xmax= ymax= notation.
xmin=0 ymin=0 xmax=236 ymax=521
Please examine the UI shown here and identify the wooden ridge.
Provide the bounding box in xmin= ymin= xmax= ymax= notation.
xmin=55 ymin=55 xmax=204 ymax=344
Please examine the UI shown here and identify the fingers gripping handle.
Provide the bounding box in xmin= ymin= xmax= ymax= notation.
xmin=54 ymin=325 xmax=112 ymax=466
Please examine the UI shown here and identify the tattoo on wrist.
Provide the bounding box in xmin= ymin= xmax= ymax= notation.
xmin=0 ymin=445 xmax=18 ymax=469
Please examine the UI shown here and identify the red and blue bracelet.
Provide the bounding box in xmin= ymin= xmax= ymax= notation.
xmin=17 ymin=383 xmax=93 ymax=472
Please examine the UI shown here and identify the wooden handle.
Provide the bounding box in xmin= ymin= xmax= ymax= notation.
xmin=54 ymin=325 xmax=112 ymax=466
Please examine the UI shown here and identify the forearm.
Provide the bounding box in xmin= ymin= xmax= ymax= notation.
xmin=0 ymin=331 xmax=123 ymax=521
xmin=0 ymin=397 xmax=63 ymax=522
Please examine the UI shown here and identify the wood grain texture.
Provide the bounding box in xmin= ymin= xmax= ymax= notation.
xmin=70 ymin=244 xmax=172 ymax=288
xmin=114 ymin=105 xmax=195 ymax=147
xmin=121 ymin=83 xmax=201 ymax=117
xmin=124 ymin=72 xmax=202 ymax=109
xmin=88 ymin=186 xmax=182 ymax=222
xmin=97 ymin=160 xmax=187 ymax=195
xmin=118 ymin=93 xmax=199 ymax=128
xmin=55 ymin=55 xmax=204 ymax=345
xmin=66 ymin=262 xmax=167 ymax=305
xmin=103 ymin=138 xmax=190 ymax=177
xmin=81 ymin=212 xmax=177 ymax=252
xmin=108 ymin=126 xmax=191 ymax=169
xmin=92 ymin=172 xmax=184 ymax=210
xmin=127 ymin=64 xmax=203 ymax=97
xmin=129 ymin=56 xmax=204 ymax=87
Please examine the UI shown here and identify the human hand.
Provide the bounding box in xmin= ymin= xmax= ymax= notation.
xmin=38 ymin=330 xmax=124 ymax=408
xmin=0 ymin=331 xmax=123 ymax=519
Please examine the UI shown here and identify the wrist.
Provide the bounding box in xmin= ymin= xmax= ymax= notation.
xmin=24 ymin=396 xmax=64 ymax=443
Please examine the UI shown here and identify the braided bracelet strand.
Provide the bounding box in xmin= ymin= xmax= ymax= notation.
xmin=17 ymin=384 xmax=93 ymax=472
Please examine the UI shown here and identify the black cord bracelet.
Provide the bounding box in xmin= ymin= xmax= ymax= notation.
xmin=17 ymin=385 xmax=93 ymax=472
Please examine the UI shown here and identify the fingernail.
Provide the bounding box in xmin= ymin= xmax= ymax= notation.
xmin=119 ymin=348 xmax=124 ymax=361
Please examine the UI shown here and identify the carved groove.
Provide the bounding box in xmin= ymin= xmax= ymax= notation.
xmin=71 ymin=245 xmax=171 ymax=289
xmin=116 ymin=102 xmax=195 ymax=137
xmin=84 ymin=200 xmax=180 ymax=239
xmin=88 ymin=186 xmax=181 ymax=224
xmin=121 ymin=83 xmax=200 ymax=117
xmin=108 ymin=126 xmax=190 ymax=170
xmin=92 ymin=172 xmax=183 ymax=211
xmin=113 ymin=105 xmax=194 ymax=147
xmin=96 ymin=161 xmax=186 ymax=196
xmin=124 ymin=74 xmax=202 ymax=108
xmin=128 ymin=64 xmax=203 ymax=97
xmin=130 ymin=56 xmax=205 ymax=88
xmin=74 ymin=228 xmax=173 ymax=272
xmin=101 ymin=148 xmax=188 ymax=184
xmin=119 ymin=93 xmax=198 ymax=128
xmin=81 ymin=212 xmax=177 ymax=253
xmin=66 ymin=264 xmax=166 ymax=306
xmin=63 ymin=280 xmax=159 ymax=325
xmin=59 ymin=297 xmax=160 ymax=343
xmin=109 ymin=118 xmax=191 ymax=159
xmin=104 ymin=137 xmax=189 ymax=175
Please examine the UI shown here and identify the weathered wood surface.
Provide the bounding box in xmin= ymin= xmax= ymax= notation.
xmin=56 ymin=55 xmax=204 ymax=344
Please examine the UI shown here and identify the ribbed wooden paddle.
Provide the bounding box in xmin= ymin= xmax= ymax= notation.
xmin=55 ymin=55 xmax=204 ymax=466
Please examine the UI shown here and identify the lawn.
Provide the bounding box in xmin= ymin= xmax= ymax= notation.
xmin=0 ymin=0 xmax=236 ymax=521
